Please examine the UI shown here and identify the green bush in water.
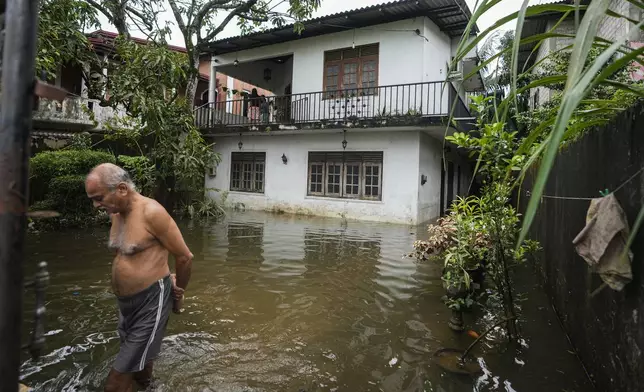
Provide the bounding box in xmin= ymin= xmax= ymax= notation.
xmin=29 ymin=149 xmax=116 ymax=229
xmin=46 ymin=174 xmax=93 ymax=214
xmin=31 ymin=149 xmax=116 ymax=185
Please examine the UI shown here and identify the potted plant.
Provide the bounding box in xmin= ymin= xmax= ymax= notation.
xmin=409 ymin=196 xmax=491 ymax=331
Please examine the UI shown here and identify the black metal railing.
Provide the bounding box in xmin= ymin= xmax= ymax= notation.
xmin=195 ymin=81 xmax=472 ymax=130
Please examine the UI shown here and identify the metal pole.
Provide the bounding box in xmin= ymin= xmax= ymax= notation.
xmin=0 ymin=0 xmax=40 ymax=388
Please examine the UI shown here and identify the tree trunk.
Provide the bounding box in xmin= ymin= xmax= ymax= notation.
xmin=185 ymin=50 xmax=200 ymax=106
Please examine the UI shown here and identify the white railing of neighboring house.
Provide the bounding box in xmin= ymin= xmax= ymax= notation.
xmin=32 ymin=96 xmax=130 ymax=131
xmin=32 ymin=96 xmax=95 ymax=127
xmin=86 ymin=99 xmax=128 ymax=130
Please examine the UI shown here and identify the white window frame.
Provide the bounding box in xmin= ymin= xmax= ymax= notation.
xmin=230 ymin=152 xmax=266 ymax=193
xmin=307 ymin=152 xmax=383 ymax=201
xmin=308 ymin=162 xmax=325 ymax=196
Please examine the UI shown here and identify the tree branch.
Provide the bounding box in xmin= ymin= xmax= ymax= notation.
xmin=267 ymin=0 xmax=287 ymax=12
xmin=127 ymin=10 xmax=156 ymax=41
xmin=201 ymin=0 xmax=259 ymax=43
xmin=85 ymin=0 xmax=114 ymax=22
xmin=237 ymin=13 xmax=268 ymax=22
xmin=167 ymin=0 xmax=189 ymax=35
xmin=185 ymin=0 xmax=198 ymax=27
xmin=125 ymin=5 xmax=154 ymax=31
xmin=192 ymin=0 xmax=236 ymax=31
xmin=86 ymin=0 xmax=129 ymax=35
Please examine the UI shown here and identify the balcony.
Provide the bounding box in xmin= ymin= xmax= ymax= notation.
xmin=31 ymin=96 xmax=128 ymax=131
xmin=32 ymin=97 xmax=94 ymax=129
xmin=195 ymin=81 xmax=473 ymax=134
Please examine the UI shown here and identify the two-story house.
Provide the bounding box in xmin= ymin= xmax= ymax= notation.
xmin=31 ymin=30 xmax=271 ymax=151
xmin=197 ymin=0 xmax=484 ymax=225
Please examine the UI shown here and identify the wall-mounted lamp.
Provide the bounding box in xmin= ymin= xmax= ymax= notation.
xmin=421 ymin=174 xmax=427 ymax=186
xmin=264 ymin=68 xmax=272 ymax=82
xmin=208 ymin=166 xmax=217 ymax=177
xmin=281 ymin=153 xmax=288 ymax=164
xmin=342 ymin=130 xmax=347 ymax=150
xmin=238 ymin=133 xmax=243 ymax=150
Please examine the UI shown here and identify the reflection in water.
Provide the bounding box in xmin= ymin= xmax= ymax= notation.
xmin=21 ymin=211 xmax=591 ymax=391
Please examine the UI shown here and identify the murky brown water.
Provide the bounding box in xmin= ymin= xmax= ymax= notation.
xmin=21 ymin=211 xmax=592 ymax=391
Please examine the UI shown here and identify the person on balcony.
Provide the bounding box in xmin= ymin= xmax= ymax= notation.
xmin=260 ymin=94 xmax=270 ymax=123
xmin=249 ymin=88 xmax=261 ymax=122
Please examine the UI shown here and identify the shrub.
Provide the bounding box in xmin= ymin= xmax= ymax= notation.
xmin=29 ymin=149 xmax=115 ymax=230
xmin=117 ymin=155 xmax=156 ymax=196
xmin=30 ymin=149 xmax=116 ymax=181
xmin=30 ymin=148 xmax=115 ymax=207
xmin=46 ymin=174 xmax=93 ymax=214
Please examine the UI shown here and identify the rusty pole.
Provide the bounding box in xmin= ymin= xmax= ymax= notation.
xmin=0 ymin=0 xmax=40 ymax=388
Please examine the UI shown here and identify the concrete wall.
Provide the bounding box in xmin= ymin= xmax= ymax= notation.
xmin=211 ymin=17 xmax=451 ymax=120
xmin=206 ymin=130 xmax=445 ymax=225
xmin=521 ymin=102 xmax=644 ymax=392
xmin=599 ymin=0 xmax=631 ymax=41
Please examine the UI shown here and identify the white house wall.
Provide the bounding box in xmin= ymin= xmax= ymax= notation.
xmin=422 ymin=19 xmax=451 ymax=85
xmin=417 ymin=132 xmax=443 ymax=223
xmin=212 ymin=18 xmax=451 ymax=122
xmin=216 ymin=58 xmax=292 ymax=94
xmin=530 ymin=19 xmax=576 ymax=108
xmin=205 ymin=130 xmax=446 ymax=225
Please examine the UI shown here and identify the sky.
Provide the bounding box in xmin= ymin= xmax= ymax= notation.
xmin=97 ymin=0 xmax=528 ymax=48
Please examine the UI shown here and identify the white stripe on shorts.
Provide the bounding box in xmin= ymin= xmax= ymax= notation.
xmin=139 ymin=278 xmax=164 ymax=371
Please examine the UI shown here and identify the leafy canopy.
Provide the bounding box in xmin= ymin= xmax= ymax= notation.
xmin=37 ymin=0 xmax=99 ymax=79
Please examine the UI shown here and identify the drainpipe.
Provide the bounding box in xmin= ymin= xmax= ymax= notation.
xmin=0 ymin=0 xmax=41 ymax=389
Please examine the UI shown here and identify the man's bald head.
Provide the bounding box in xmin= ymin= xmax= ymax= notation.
xmin=87 ymin=163 xmax=135 ymax=191
xmin=86 ymin=163 xmax=138 ymax=214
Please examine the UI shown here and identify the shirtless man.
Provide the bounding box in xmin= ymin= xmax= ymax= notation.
xmin=85 ymin=163 xmax=193 ymax=392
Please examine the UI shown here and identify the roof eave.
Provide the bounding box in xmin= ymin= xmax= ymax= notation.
xmin=203 ymin=0 xmax=478 ymax=56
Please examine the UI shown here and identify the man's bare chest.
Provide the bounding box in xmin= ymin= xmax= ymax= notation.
xmin=108 ymin=215 xmax=158 ymax=256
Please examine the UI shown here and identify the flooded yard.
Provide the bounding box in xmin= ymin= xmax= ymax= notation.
xmin=21 ymin=211 xmax=591 ymax=391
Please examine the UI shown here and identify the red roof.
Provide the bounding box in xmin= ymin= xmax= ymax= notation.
xmin=87 ymin=30 xmax=188 ymax=53
xmin=86 ymin=30 xmax=209 ymax=81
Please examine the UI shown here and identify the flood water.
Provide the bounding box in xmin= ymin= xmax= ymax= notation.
xmin=21 ymin=211 xmax=592 ymax=391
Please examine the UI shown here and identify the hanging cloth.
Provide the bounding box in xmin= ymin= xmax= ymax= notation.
xmin=572 ymin=193 xmax=633 ymax=291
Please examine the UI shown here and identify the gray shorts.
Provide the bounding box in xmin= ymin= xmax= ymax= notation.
xmin=114 ymin=275 xmax=171 ymax=373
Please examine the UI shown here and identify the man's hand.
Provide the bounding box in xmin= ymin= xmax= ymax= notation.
xmin=170 ymin=274 xmax=184 ymax=314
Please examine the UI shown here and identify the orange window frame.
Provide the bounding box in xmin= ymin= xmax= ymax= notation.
xmin=322 ymin=50 xmax=379 ymax=99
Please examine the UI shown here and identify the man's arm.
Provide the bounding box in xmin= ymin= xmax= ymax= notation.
xmin=145 ymin=202 xmax=193 ymax=292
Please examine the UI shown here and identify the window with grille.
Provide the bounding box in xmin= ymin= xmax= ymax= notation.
xmin=323 ymin=44 xmax=379 ymax=99
xmin=230 ymin=152 xmax=265 ymax=193
xmin=307 ymin=151 xmax=383 ymax=200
